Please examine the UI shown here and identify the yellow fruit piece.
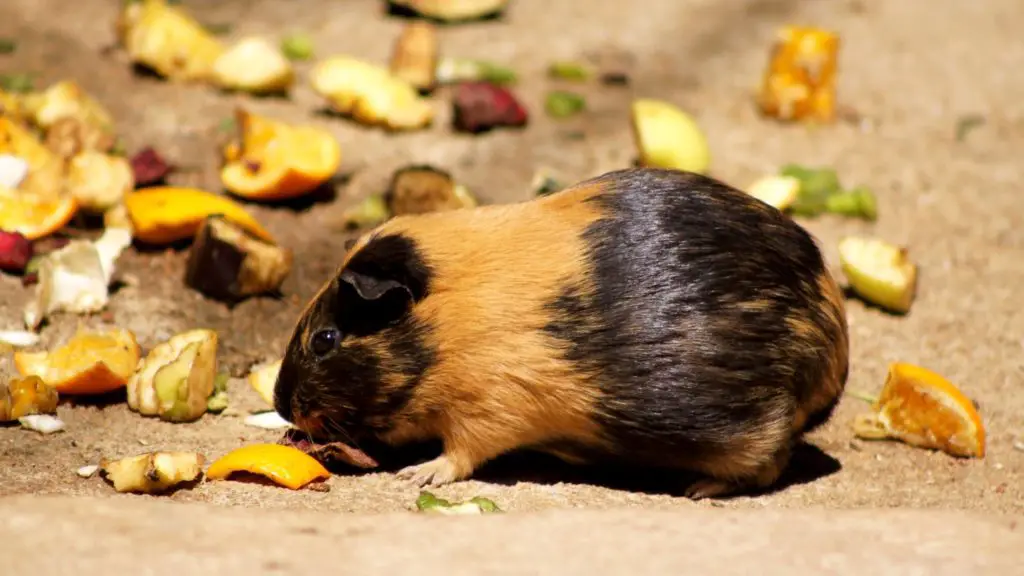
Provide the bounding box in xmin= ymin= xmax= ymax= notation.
xmin=21 ymin=80 xmax=114 ymax=133
xmin=0 ymin=186 xmax=78 ymax=240
xmin=220 ymin=109 xmax=341 ymax=201
xmin=118 ymin=0 xmax=225 ymax=82
xmin=0 ymin=116 xmax=68 ymax=201
xmin=0 ymin=375 xmax=59 ymax=422
xmin=212 ymin=37 xmax=295 ymax=94
xmin=0 ymin=89 xmax=26 ymax=121
xmin=205 ymin=443 xmax=331 ymax=490
xmin=757 ymin=26 xmax=839 ymax=123
xmin=127 ymin=329 xmax=218 ymax=423
xmin=124 ymin=186 xmax=274 ymax=245
xmin=66 ymin=151 xmax=135 ymax=213
xmin=14 ymin=328 xmax=140 ymax=395
xmin=838 ymin=236 xmax=917 ymax=314
xmin=630 ymin=98 xmax=711 ymax=175
xmin=247 ymin=359 xmax=281 ymax=407
xmin=100 ymin=451 xmax=205 ymax=494
xmin=853 ymin=363 xmax=985 ymax=458
xmin=746 ymin=175 xmax=800 ymax=210
xmin=310 ymin=55 xmax=434 ymax=131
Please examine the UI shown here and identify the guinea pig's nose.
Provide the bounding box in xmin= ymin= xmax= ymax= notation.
xmin=272 ymin=378 xmax=295 ymax=424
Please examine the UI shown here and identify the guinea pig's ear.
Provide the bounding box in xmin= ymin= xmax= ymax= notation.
xmin=339 ymin=269 xmax=411 ymax=302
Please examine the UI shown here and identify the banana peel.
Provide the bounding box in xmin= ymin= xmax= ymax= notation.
xmin=117 ymin=0 xmax=225 ymax=82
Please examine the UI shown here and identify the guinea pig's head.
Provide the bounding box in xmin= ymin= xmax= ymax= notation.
xmin=273 ymin=233 xmax=435 ymax=442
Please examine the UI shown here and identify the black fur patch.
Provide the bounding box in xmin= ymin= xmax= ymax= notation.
xmin=543 ymin=168 xmax=837 ymax=467
xmin=345 ymin=233 xmax=433 ymax=301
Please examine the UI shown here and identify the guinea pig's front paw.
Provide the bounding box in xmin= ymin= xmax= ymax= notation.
xmin=396 ymin=455 xmax=467 ymax=488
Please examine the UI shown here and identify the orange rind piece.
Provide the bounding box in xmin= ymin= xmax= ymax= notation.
xmin=757 ymin=26 xmax=839 ymax=123
xmin=14 ymin=328 xmax=141 ymax=395
xmin=205 ymin=443 xmax=331 ymax=490
xmin=0 ymin=186 xmax=78 ymax=240
xmin=853 ymin=362 xmax=985 ymax=458
xmin=220 ymin=109 xmax=341 ymax=202
xmin=124 ymin=186 xmax=274 ymax=245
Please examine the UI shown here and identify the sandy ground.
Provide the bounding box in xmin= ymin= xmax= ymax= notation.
xmin=1 ymin=0 xmax=1023 ymax=564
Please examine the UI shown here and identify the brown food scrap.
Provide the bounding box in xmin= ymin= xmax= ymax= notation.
xmin=0 ymin=230 xmax=33 ymax=273
xmin=184 ymin=215 xmax=293 ymax=303
xmin=757 ymin=26 xmax=839 ymax=123
xmin=130 ymin=147 xmax=173 ymax=187
xmin=390 ymin=21 xmax=439 ymax=94
xmin=44 ymin=117 xmax=116 ymax=159
xmin=385 ymin=165 xmax=467 ymax=216
xmin=451 ymin=81 xmax=528 ymax=134
xmin=278 ymin=428 xmax=379 ymax=469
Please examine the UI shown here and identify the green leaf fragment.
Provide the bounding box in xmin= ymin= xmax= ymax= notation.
xmin=436 ymin=58 xmax=517 ymax=85
xmin=0 ymin=39 xmax=16 ymax=55
xmin=0 ymin=73 xmax=34 ymax=94
xmin=340 ymin=194 xmax=391 ymax=230
xmin=415 ymin=491 xmax=503 ymax=514
xmin=545 ymin=91 xmax=586 ymax=118
xmin=281 ymin=34 xmax=314 ymax=61
xmin=547 ymin=61 xmax=591 ymax=82
xmin=825 ymin=186 xmax=877 ymax=221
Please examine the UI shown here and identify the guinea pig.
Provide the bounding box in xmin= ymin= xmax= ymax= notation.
xmin=273 ymin=167 xmax=849 ymax=499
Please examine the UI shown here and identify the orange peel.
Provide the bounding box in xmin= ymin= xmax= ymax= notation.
xmin=124 ymin=186 xmax=274 ymax=245
xmin=205 ymin=443 xmax=331 ymax=490
xmin=0 ymin=186 xmax=78 ymax=240
xmin=853 ymin=362 xmax=985 ymax=458
xmin=220 ymin=109 xmax=341 ymax=202
xmin=13 ymin=328 xmax=141 ymax=395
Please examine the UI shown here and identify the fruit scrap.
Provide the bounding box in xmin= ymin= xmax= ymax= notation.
xmin=338 ymin=193 xmax=391 ymax=230
xmin=124 ymin=186 xmax=274 ymax=245
xmin=220 ymin=108 xmax=341 ymax=202
xmin=206 ymin=372 xmax=230 ymax=413
xmin=22 ymin=227 xmax=132 ymax=329
xmin=745 ymin=175 xmax=800 ymax=211
xmin=129 ymin=147 xmax=173 ymax=187
xmin=281 ymin=33 xmax=315 ymax=61
xmin=0 ymin=116 xmax=68 ymax=204
xmin=757 ymin=26 xmax=839 ymax=123
xmin=310 ymin=55 xmax=434 ymax=131
xmin=21 ymin=80 xmax=116 ymax=153
xmin=244 ymin=410 xmax=292 ymax=430
xmin=0 ymin=375 xmax=59 ymax=422
xmin=116 ymin=0 xmax=225 ymax=82
xmin=631 ymin=98 xmax=711 ymax=175
xmin=0 ymin=330 xmax=41 ymax=348
xmin=390 ymin=22 xmax=439 ymax=94
xmin=279 ymin=428 xmax=380 ymax=470
xmin=0 ymin=230 xmax=33 ymax=272
xmin=212 ymin=37 xmax=295 ymax=95
xmin=545 ymin=91 xmax=586 ymax=119
xmin=415 ymin=491 xmax=502 ymax=515
xmin=19 ymin=414 xmax=65 ymax=434
xmin=386 ymin=164 xmax=477 ymax=216
xmin=435 ymin=58 xmax=517 ymax=86
xmin=13 ymin=328 xmax=140 ymax=395
xmin=838 ymin=236 xmax=917 ymax=314
xmin=44 ymin=117 xmax=118 ymax=160
xmin=76 ymin=464 xmax=99 ymax=478
xmin=451 ymin=81 xmax=527 ymax=134
xmin=780 ymin=164 xmax=877 ymax=220
xmin=247 ymin=358 xmax=281 ymax=407
xmin=388 ymin=0 xmax=509 ymax=22
xmin=0 ymin=186 xmax=78 ymax=242
xmin=127 ymin=329 xmax=219 ymax=423
xmin=205 ymin=443 xmax=331 ymax=490
xmin=65 ymin=151 xmax=135 ymax=213
xmin=0 ymin=74 xmax=34 ymax=94
xmin=548 ymin=61 xmax=593 ymax=82
xmin=530 ymin=168 xmax=564 ymax=197
xmin=853 ymin=363 xmax=985 ymax=458
xmin=99 ymin=451 xmax=205 ymax=494
xmin=184 ymin=215 xmax=292 ymax=304
xmin=0 ymin=154 xmax=29 ymax=188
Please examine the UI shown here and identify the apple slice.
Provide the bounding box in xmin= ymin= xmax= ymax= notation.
xmin=838 ymin=236 xmax=917 ymax=313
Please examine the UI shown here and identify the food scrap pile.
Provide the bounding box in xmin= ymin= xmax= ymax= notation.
xmin=0 ymin=0 xmax=997 ymax=508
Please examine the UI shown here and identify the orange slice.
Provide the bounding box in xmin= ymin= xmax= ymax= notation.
xmin=14 ymin=328 xmax=141 ymax=395
xmin=124 ymin=186 xmax=274 ymax=245
xmin=853 ymin=362 xmax=985 ymax=458
xmin=205 ymin=443 xmax=331 ymax=490
xmin=0 ymin=186 xmax=79 ymax=240
xmin=220 ymin=109 xmax=341 ymax=202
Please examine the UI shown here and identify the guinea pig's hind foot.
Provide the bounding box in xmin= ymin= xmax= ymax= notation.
xmin=396 ymin=454 xmax=472 ymax=488
xmin=683 ymin=446 xmax=791 ymax=500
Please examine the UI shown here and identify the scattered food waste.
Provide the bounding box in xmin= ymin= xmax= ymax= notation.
xmin=451 ymin=81 xmax=527 ymax=133
xmin=0 ymin=154 xmax=29 ymax=188
xmin=745 ymin=174 xmax=800 ymax=211
xmin=337 ymin=193 xmax=391 ymax=230
xmin=14 ymin=328 xmax=140 ymax=395
xmin=853 ymin=363 xmax=985 ymax=458
xmin=205 ymin=443 xmax=331 ymax=490
xmin=212 ymin=36 xmax=295 ymax=95
xmin=757 ymin=26 xmax=839 ymax=123
xmin=838 ymin=236 xmax=917 ymax=314
xmin=124 ymin=186 xmax=274 ymax=245
xmin=0 ymin=186 xmax=78 ymax=242
xmin=206 ymin=372 xmax=230 ymax=413
xmin=545 ymin=91 xmax=586 ymax=119
xmin=415 ymin=491 xmax=502 ymax=514
xmin=435 ymin=58 xmax=517 ymax=86
xmin=19 ymin=414 xmax=66 ymax=434
xmin=281 ymin=33 xmax=315 ymax=61
xmin=129 ymin=146 xmax=173 ymax=187
xmin=127 ymin=329 xmax=219 ymax=422
xmin=780 ymin=164 xmax=876 ymax=220
xmin=76 ymin=464 xmax=99 ymax=478
xmin=0 ymin=230 xmax=33 ymax=272
xmin=100 ymin=451 xmax=205 ymax=494
xmin=116 ymin=0 xmax=225 ymax=82
xmin=244 ymin=410 xmax=292 ymax=430
xmin=954 ymin=114 xmax=985 ymax=142
xmin=0 ymin=375 xmax=59 ymax=421
xmin=530 ymin=168 xmax=564 ymax=197
xmin=0 ymin=330 xmax=40 ymax=348
xmin=547 ymin=61 xmax=592 ymax=82
xmin=184 ymin=215 xmax=293 ymax=303
xmin=279 ymin=428 xmax=379 ymax=469
xmin=386 ymin=164 xmax=476 ymax=216
xmin=311 ymin=55 xmax=434 ymax=131
xmin=630 ymin=98 xmax=710 ymax=174
xmin=65 ymin=150 xmax=135 ymax=212
xmin=247 ymin=359 xmax=281 ymax=407
xmin=388 ymin=0 xmax=509 ymax=23
xmin=390 ymin=22 xmax=439 ymax=93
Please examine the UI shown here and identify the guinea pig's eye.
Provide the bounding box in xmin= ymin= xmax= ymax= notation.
xmin=309 ymin=328 xmax=340 ymax=357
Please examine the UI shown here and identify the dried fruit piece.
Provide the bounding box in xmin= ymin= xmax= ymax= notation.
xmin=247 ymin=358 xmax=281 ymax=406
xmin=205 ymin=443 xmax=331 ymax=490
xmin=853 ymin=363 xmax=985 ymax=458
xmin=631 ymin=98 xmax=710 ymax=175
xmin=545 ymin=91 xmax=586 ymax=118
xmin=415 ymin=491 xmax=502 ymax=514
xmin=390 ymin=22 xmax=439 ymax=94
xmin=452 ymin=81 xmax=527 ymax=134
xmin=278 ymin=428 xmax=379 ymax=469
xmin=184 ymin=215 xmax=293 ymax=303
xmin=385 ymin=164 xmax=475 ymax=216
xmin=281 ymin=33 xmax=314 ymax=61
xmin=65 ymin=151 xmax=135 ymax=212
xmin=127 ymin=329 xmax=219 ymax=423
xmin=13 ymin=328 xmax=141 ymax=395
xmin=0 ymin=375 xmax=59 ymax=421
xmin=337 ymin=194 xmax=391 ymax=230
xmin=0 ymin=230 xmax=33 ymax=272
xmin=22 ymin=227 xmax=132 ymax=329
xmin=220 ymin=109 xmax=341 ymax=201
xmin=388 ymin=0 xmax=509 ymax=22
xmin=745 ymin=175 xmax=800 ymax=211
xmin=100 ymin=451 xmax=205 ymax=494
xmin=757 ymin=26 xmax=839 ymax=123
xmin=212 ymin=37 xmax=295 ymax=95
xmin=310 ymin=56 xmax=434 ymax=131
xmin=124 ymin=186 xmax=274 ymax=245
xmin=117 ymin=0 xmax=225 ymax=82
xmin=129 ymin=146 xmax=173 ymax=186
xmin=838 ymin=236 xmax=917 ymax=314
xmin=436 ymin=58 xmax=517 ymax=86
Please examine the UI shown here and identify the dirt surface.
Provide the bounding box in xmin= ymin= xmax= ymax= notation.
xmin=2 ymin=0 xmax=1023 ymax=527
